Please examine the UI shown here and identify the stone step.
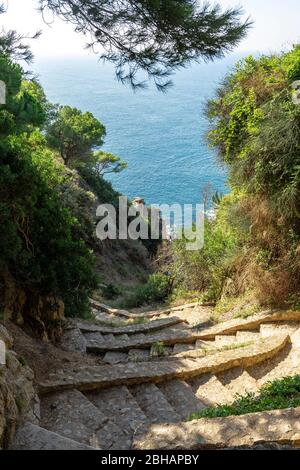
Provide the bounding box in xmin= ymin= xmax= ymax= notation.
xmin=131 ymin=333 xmax=146 ymax=341
xmin=236 ymin=330 xmax=260 ymax=343
xmin=158 ymin=379 xmax=206 ymax=420
xmin=103 ymin=351 xmax=128 ymax=364
xmin=291 ymin=327 xmax=300 ymax=347
xmin=12 ymin=422 xmax=96 ymax=450
xmin=87 ymin=314 xmax=298 ymax=354
xmin=133 ymin=407 xmax=300 ymax=450
xmin=128 ymin=349 xmax=150 ymax=362
xmin=89 ymin=299 xmax=132 ymax=318
xmin=173 ymin=343 xmax=196 ymax=354
xmin=39 ymin=335 xmax=290 ymax=394
xmin=86 ymin=326 xmax=205 ymax=353
xmin=176 ymin=306 xmax=213 ymax=328
xmin=61 ymin=328 xmax=87 ymax=354
xmin=86 ymin=385 xmax=148 ymax=444
xmin=41 ymin=389 xmax=130 ymax=449
xmin=189 ymin=373 xmax=234 ymax=406
xmin=195 ymin=339 xmax=216 ymax=350
xmin=130 ymin=383 xmax=180 ymax=424
xmin=250 ymin=341 xmax=300 ymax=387
xmin=196 ymin=310 xmax=300 ymax=340
xmin=260 ymin=322 xmax=300 ymax=338
xmin=217 ymin=367 xmax=258 ymax=397
xmin=117 ymin=334 xmax=130 ymax=340
xmin=214 ymin=335 xmax=237 ymax=347
xmin=83 ymin=331 xmax=104 ymax=342
xmin=78 ymin=316 xmax=185 ymax=335
xmin=102 ymin=333 xmax=115 ymax=342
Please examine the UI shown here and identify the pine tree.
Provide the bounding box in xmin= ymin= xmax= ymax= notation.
xmin=38 ymin=0 xmax=251 ymax=90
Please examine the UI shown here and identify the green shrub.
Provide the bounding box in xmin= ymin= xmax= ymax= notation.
xmin=165 ymin=198 xmax=240 ymax=302
xmin=102 ymin=283 xmax=121 ymax=300
xmin=200 ymin=45 xmax=300 ymax=306
xmin=126 ymin=273 xmax=170 ymax=307
xmin=0 ymin=136 xmax=98 ymax=317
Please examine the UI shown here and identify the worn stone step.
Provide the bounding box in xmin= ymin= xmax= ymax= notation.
xmin=158 ymin=380 xmax=206 ymax=420
xmin=86 ymin=311 xmax=299 ymax=354
xmin=131 ymin=333 xmax=146 ymax=341
xmin=41 ymin=389 xmax=130 ymax=449
xmin=133 ymin=407 xmax=300 ymax=450
xmin=236 ymin=330 xmax=260 ymax=343
xmin=130 ymin=383 xmax=180 ymax=424
xmin=195 ymin=339 xmax=216 ymax=350
xmin=217 ymin=367 xmax=258 ymax=397
xmin=128 ymin=349 xmax=150 ymax=362
xmin=12 ymin=422 xmax=96 ymax=450
xmin=196 ymin=310 xmax=300 ymax=340
xmin=86 ymin=326 xmax=203 ymax=353
xmin=39 ymin=335 xmax=290 ymax=394
xmin=291 ymin=327 xmax=300 ymax=346
xmin=60 ymin=328 xmax=87 ymax=354
xmin=176 ymin=306 xmax=213 ymax=328
xmin=86 ymin=385 xmax=148 ymax=443
xmin=173 ymin=343 xmax=196 ymax=354
xmin=89 ymin=299 xmax=132 ymax=318
xmin=117 ymin=334 xmax=129 ymax=340
xmin=189 ymin=373 xmax=234 ymax=406
xmin=78 ymin=316 xmax=185 ymax=335
xmin=102 ymin=333 xmax=115 ymax=342
xmin=103 ymin=351 xmax=128 ymax=364
xmin=215 ymin=335 xmax=237 ymax=346
xmin=250 ymin=340 xmax=300 ymax=387
xmin=83 ymin=331 xmax=104 ymax=342
xmin=260 ymin=322 xmax=300 ymax=338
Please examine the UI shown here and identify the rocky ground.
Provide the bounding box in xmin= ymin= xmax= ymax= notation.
xmin=2 ymin=302 xmax=300 ymax=450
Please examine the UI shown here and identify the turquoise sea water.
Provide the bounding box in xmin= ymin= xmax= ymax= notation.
xmin=33 ymin=55 xmax=244 ymax=208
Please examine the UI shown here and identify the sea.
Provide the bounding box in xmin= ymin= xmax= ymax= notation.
xmin=32 ymin=54 xmax=246 ymax=214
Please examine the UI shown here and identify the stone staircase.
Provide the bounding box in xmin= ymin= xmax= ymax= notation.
xmin=12 ymin=303 xmax=300 ymax=450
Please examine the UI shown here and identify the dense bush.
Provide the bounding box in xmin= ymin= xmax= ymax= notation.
xmin=126 ymin=273 xmax=170 ymax=308
xmin=0 ymin=53 xmax=98 ymax=318
xmin=206 ymin=46 xmax=300 ymax=305
xmin=0 ymin=134 xmax=98 ymax=317
xmin=167 ymin=46 xmax=300 ymax=306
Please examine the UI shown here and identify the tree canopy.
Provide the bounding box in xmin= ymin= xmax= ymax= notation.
xmin=38 ymin=0 xmax=251 ymax=90
xmin=46 ymin=105 xmax=106 ymax=165
xmin=89 ymin=150 xmax=128 ymax=176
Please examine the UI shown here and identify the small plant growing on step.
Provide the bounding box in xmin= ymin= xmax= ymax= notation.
xmin=151 ymin=341 xmax=166 ymax=358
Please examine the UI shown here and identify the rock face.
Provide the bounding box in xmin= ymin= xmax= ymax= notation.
xmin=0 ymin=270 xmax=64 ymax=341
xmin=0 ymin=324 xmax=38 ymax=449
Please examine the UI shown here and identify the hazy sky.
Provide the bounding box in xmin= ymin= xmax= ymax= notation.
xmin=1 ymin=0 xmax=300 ymax=59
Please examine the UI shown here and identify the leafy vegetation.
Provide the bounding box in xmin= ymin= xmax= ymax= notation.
xmin=163 ymin=46 xmax=300 ymax=308
xmin=46 ymin=105 xmax=106 ymax=166
xmin=125 ymin=273 xmax=171 ymax=308
xmin=151 ymin=341 xmax=166 ymax=357
xmin=189 ymin=375 xmax=300 ymax=420
xmin=88 ymin=151 xmax=127 ymax=177
xmin=0 ymin=54 xmax=99 ymax=318
xmin=39 ymin=0 xmax=250 ymax=90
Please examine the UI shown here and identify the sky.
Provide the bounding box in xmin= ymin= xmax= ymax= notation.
xmin=1 ymin=0 xmax=300 ymax=59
